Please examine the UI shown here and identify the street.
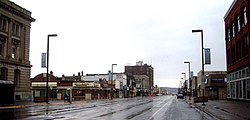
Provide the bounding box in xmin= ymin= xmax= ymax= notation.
xmin=1 ymin=96 xmax=213 ymax=120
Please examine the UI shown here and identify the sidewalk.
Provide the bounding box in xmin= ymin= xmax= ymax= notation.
xmin=186 ymin=98 xmax=250 ymax=120
xmin=0 ymin=100 xmax=77 ymax=110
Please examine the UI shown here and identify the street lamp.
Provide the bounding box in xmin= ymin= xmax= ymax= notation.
xmin=192 ymin=29 xmax=205 ymax=105
xmin=184 ymin=61 xmax=191 ymax=99
xmin=46 ymin=34 xmax=57 ymax=104
xmin=181 ymin=72 xmax=186 ymax=96
xmin=111 ymin=64 xmax=117 ymax=99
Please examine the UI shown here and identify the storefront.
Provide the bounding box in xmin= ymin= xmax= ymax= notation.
xmin=227 ymin=67 xmax=250 ymax=100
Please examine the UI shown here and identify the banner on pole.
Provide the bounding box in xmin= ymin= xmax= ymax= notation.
xmin=41 ymin=53 xmax=46 ymax=68
xmin=204 ymin=48 xmax=211 ymax=65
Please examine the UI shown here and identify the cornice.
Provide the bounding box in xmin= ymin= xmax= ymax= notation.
xmin=0 ymin=0 xmax=35 ymax=22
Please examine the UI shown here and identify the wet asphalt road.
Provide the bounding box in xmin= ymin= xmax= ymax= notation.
xmin=1 ymin=96 xmax=212 ymax=120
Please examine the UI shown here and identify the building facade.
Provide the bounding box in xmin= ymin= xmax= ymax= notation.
xmin=224 ymin=0 xmax=250 ymax=101
xmin=125 ymin=61 xmax=154 ymax=95
xmin=0 ymin=0 xmax=35 ymax=103
xmin=196 ymin=71 xmax=227 ymax=100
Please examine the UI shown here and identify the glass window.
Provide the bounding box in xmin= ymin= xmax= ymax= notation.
xmin=244 ymin=7 xmax=247 ymax=25
xmin=227 ymin=83 xmax=231 ymax=98
xmin=238 ymin=15 xmax=241 ymax=31
xmin=12 ymin=46 xmax=16 ymax=58
xmin=0 ymin=17 xmax=8 ymax=32
xmin=228 ymin=28 xmax=231 ymax=41
xmin=232 ymin=82 xmax=235 ymax=98
xmin=242 ymin=68 xmax=246 ymax=78
xmin=0 ymin=67 xmax=8 ymax=80
xmin=232 ymin=23 xmax=235 ymax=37
xmin=0 ymin=41 xmax=2 ymax=56
xmin=247 ymin=79 xmax=250 ymax=99
xmin=239 ymin=81 xmax=242 ymax=98
xmin=243 ymin=79 xmax=246 ymax=99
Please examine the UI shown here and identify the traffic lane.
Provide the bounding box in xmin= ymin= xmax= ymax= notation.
xmin=21 ymin=96 xmax=204 ymax=120
xmin=23 ymin=97 xmax=162 ymax=120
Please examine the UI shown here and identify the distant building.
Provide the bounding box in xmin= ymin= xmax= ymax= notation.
xmin=0 ymin=0 xmax=35 ymax=103
xmin=125 ymin=61 xmax=154 ymax=95
xmin=224 ymin=0 xmax=250 ymax=101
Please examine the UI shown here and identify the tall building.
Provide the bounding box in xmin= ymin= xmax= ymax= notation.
xmin=125 ymin=61 xmax=154 ymax=95
xmin=0 ymin=0 xmax=35 ymax=102
xmin=224 ymin=0 xmax=250 ymax=101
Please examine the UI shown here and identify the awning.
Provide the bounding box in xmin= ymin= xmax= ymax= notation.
xmin=0 ymin=80 xmax=14 ymax=84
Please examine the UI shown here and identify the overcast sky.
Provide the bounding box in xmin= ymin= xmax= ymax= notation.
xmin=12 ymin=0 xmax=233 ymax=88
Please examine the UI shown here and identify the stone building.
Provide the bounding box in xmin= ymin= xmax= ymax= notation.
xmin=0 ymin=0 xmax=35 ymax=103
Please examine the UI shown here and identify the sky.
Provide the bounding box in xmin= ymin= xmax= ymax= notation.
xmin=12 ymin=0 xmax=233 ymax=88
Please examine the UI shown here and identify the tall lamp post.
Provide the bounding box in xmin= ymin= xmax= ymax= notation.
xmin=46 ymin=34 xmax=57 ymax=104
xmin=111 ymin=64 xmax=117 ymax=99
xmin=181 ymin=72 xmax=186 ymax=96
xmin=192 ymin=29 xmax=205 ymax=105
xmin=184 ymin=61 xmax=191 ymax=99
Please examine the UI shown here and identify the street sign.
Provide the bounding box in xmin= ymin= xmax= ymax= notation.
xmin=41 ymin=53 xmax=46 ymax=68
xmin=204 ymin=48 xmax=211 ymax=64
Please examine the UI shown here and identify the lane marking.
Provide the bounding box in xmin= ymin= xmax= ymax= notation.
xmin=148 ymin=98 xmax=172 ymax=120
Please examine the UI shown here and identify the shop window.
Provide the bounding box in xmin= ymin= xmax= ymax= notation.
xmin=239 ymin=81 xmax=242 ymax=98
xmin=231 ymin=82 xmax=235 ymax=98
xmin=227 ymin=83 xmax=231 ymax=98
xmin=0 ymin=67 xmax=7 ymax=80
xmin=243 ymin=79 xmax=246 ymax=99
xmin=247 ymin=79 xmax=250 ymax=99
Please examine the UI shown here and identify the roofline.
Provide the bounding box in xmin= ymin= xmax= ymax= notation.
xmin=224 ymin=0 xmax=237 ymax=19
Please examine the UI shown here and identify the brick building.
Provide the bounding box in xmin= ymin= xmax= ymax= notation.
xmin=0 ymin=0 xmax=35 ymax=103
xmin=224 ymin=0 xmax=250 ymax=101
xmin=125 ymin=61 xmax=154 ymax=95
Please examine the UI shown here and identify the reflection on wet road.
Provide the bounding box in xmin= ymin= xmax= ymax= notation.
xmin=1 ymin=96 xmax=209 ymax=120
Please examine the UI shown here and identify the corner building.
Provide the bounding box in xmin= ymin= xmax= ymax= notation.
xmin=0 ymin=0 xmax=35 ymax=102
xmin=224 ymin=0 xmax=250 ymax=100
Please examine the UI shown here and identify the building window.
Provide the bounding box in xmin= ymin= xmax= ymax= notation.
xmin=227 ymin=83 xmax=231 ymax=98
xmin=241 ymin=6 xmax=247 ymax=27
xmin=0 ymin=17 xmax=8 ymax=32
xmin=12 ymin=22 xmax=21 ymax=37
xmin=0 ymin=41 xmax=2 ymax=56
xmin=233 ymin=23 xmax=236 ymax=37
xmin=247 ymin=79 xmax=250 ymax=99
xmin=243 ymin=79 xmax=246 ymax=99
xmin=237 ymin=15 xmax=241 ymax=31
xmin=244 ymin=7 xmax=247 ymax=25
xmin=14 ymin=69 xmax=20 ymax=88
xmin=0 ymin=67 xmax=8 ymax=80
xmin=0 ymin=35 xmax=7 ymax=57
xmin=12 ymin=46 xmax=16 ymax=58
xmin=242 ymin=34 xmax=249 ymax=57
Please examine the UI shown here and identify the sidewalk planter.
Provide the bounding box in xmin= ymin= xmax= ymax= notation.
xmin=194 ymin=96 xmax=208 ymax=103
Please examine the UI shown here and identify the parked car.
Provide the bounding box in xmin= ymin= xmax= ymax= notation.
xmin=177 ymin=93 xmax=184 ymax=99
